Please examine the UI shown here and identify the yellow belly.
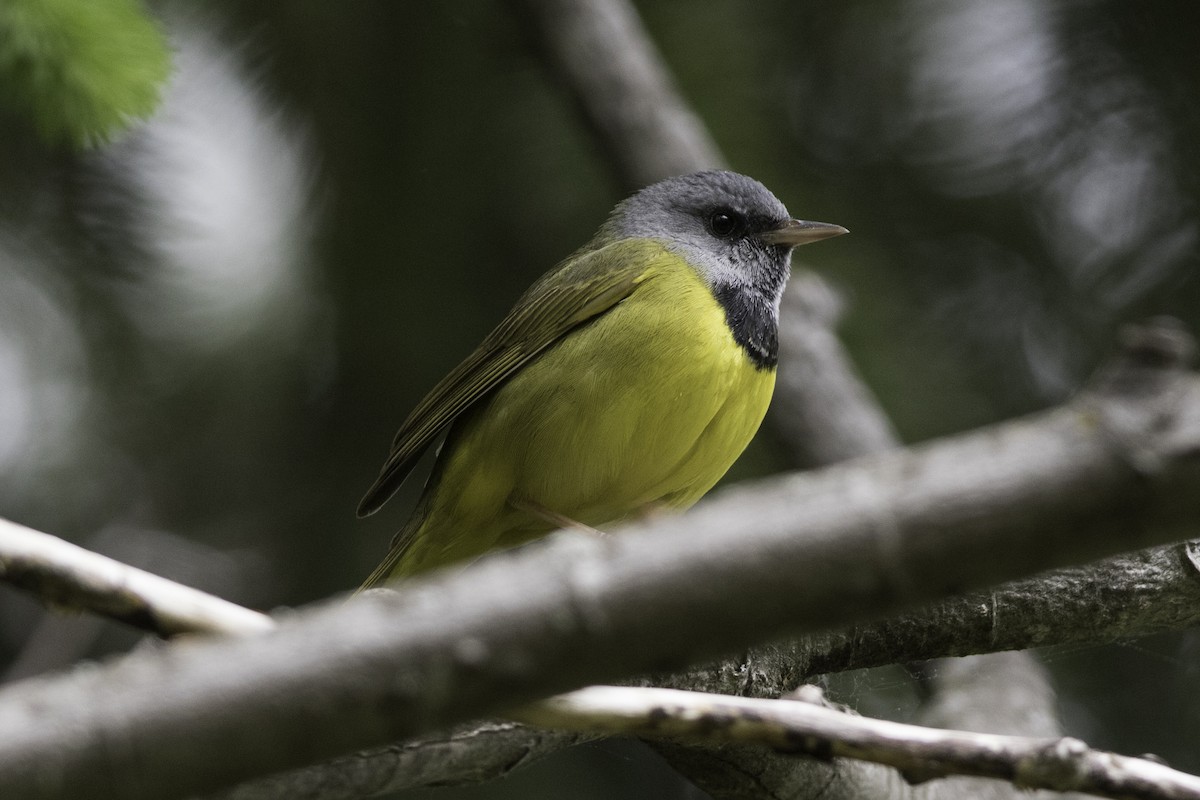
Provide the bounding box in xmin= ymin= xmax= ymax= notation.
xmin=394 ymin=258 xmax=776 ymax=577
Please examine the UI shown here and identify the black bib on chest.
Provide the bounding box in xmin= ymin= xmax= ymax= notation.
xmin=712 ymin=284 xmax=778 ymax=370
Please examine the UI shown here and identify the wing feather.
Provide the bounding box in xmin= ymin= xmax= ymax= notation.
xmin=355 ymin=239 xmax=663 ymax=517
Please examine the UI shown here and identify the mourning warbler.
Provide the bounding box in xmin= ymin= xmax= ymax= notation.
xmin=358 ymin=170 xmax=846 ymax=586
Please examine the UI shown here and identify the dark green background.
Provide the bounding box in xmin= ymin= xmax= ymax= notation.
xmin=1 ymin=2 xmax=1197 ymax=797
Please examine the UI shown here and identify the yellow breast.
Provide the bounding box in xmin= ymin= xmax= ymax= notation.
xmin=400 ymin=251 xmax=776 ymax=574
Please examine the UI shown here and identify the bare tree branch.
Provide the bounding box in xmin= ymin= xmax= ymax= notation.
xmin=209 ymin=723 xmax=593 ymax=800
xmin=2 ymin=0 xmax=1192 ymax=791
xmin=0 ymin=518 xmax=274 ymax=638
xmin=652 ymin=652 xmax=1091 ymax=800
xmin=516 ymin=685 xmax=1200 ymax=800
xmin=771 ymin=273 xmax=902 ymax=467
xmin=806 ymin=540 xmax=1200 ymax=676
xmin=507 ymin=4 xmax=1117 ymax=800
xmin=2 ymin=0 xmax=1190 ymax=795
xmin=505 ymin=0 xmax=934 ymax=795
xmin=510 ymin=0 xmax=725 ymax=189
xmin=2 ymin=516 xmax=1194 ymax=799
xmin=218 ymin=655 xmax=1145 ymax=800
xmin=910 ymin=654 xmax=1086 ymax=800
xmin=662 ymin=538 xmax=1200 ymax=698
xmin=10 ymin=326 xmax=1192 ymax=800
xmin=1 ymin=320 xmax=1198 ymax=800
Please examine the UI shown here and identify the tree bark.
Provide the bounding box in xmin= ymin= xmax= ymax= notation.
xmin=1 ymin=322 xmax=1198 ymax=800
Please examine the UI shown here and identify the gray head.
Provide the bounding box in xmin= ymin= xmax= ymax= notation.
xmin=601 ymin=170 xmax=846 ymax=368
xmin=602 ymin=170 xmax=846 ymax=304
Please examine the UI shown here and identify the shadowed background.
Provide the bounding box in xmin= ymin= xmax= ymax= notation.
xmin=0 ymin=1 xmax=1197 ymax=797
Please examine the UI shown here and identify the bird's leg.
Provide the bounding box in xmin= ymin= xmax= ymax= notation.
xmin=633 ymin=501 xmax=669 ymax=521
xmin=508 ymin=496 xmax=606 ymax=537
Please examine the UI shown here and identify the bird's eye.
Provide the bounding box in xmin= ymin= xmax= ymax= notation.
xmin=707 ymin=209 xmax=744 ymax=238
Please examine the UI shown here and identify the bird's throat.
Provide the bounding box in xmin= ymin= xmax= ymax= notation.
xmin=711 ymin=283 xmax=779 ymax=370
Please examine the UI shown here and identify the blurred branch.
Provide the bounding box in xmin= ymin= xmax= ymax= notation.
xmin=517 ymin=685 xmax=1200 ymax=800
xmin=508 ymin=1 xmax=1188 ymax=800
xmin=506 ymin=4 xmax=986 ymax=798
xmin=4 ymin=517 xmax=1197 ymax=798
xmin=2 ymin=317 xmax=1200 ymax=799
xmin=208 ymin=723 xmax=594 ymax=800
xmin=772 ymin=272 xmax=901 ymax=466
xmin=0 ymin=518 xmax=274 ymax=638
xmin=510 ymin=0 xmax=724 ymax=189
xmin=910 ymin=654 xmax=1086 ymax=800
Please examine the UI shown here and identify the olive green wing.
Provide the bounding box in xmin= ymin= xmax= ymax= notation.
xmin=355 ymin=239 xmax=663 ymax=518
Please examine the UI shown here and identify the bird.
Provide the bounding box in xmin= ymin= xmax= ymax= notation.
xmin=357 ymin=170 xmax=846 ymax=587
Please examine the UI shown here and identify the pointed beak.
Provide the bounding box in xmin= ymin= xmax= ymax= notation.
xmin=760 ymin=219 xmax=849 ymax=247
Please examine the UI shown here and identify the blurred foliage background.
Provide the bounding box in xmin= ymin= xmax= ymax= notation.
xmin=1 ymin=1 xmax=1198 ymax=798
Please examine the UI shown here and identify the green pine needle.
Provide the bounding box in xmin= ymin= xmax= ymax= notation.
xmin=0 ymin=0 xmax=172 ymax=148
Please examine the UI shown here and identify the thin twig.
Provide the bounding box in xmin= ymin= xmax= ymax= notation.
xmin=517 ymin=686 xmax=1200 ymax=800
xmin=0 ymin=518 xmax=274 ymax=638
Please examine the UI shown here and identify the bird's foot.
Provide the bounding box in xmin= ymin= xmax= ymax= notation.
xmin=508 ymin=497 xmax=606 ymax=537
